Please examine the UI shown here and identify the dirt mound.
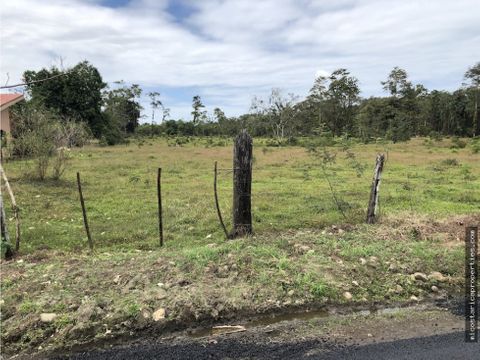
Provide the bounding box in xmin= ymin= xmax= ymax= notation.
xmin=379 ymin=213 xmax=479 ymax=247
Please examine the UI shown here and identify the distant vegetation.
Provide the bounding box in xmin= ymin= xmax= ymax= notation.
xmin=11 ymin=61 xmax=479 ymax=147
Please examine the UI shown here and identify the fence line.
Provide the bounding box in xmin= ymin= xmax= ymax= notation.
xmin=3 ymin=133 xmax=391 ymax=253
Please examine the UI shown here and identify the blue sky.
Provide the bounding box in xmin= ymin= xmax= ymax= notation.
xmin=1 ymin=0 xmax=479 ymax=122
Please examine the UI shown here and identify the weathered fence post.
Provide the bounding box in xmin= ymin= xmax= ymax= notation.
xmin=0 ymin=194 xmax=9 ymax=243
xmin=366 ymin=154 xmax=385 ymax=224
xmin=1 ymin=164 xmax=20 ymax=251
xmin=76 ymin=172 xmax=94 ymax=251
xmin=231 ymin=130 xmax=253 ymax=238
xmin=157 ymin=167 xmax=164 ymax=247
xmin=214 ymin=161 xmax=229 ymax=238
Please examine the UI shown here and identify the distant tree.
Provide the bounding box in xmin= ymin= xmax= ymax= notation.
xmin=376 ymin=67 xmax=429 ymax=141
xmin=213 ymin=107 xmax=227 ymax=123
xmin=148 ymin=91 xmax=162 ymax=137
xmin=148 ymin=92 xmax=162 ymax=124
xmin=324 ymin=69 xmax=360 ymax=135
xmin=23 ymin=61 xmax=107 ymax=137
xmin=191 ymin=95 xmax=206 ymax=133
xmin=251 ymin=89 xmax=299 ymax=139
xmin=162 ymin=107 xmax=170 ymax=123
xmin=103 ymin=81 xmax=142 ymax=135
xmin=464 ymin=62 xmax=480 ymax=136
xmin=381 ymin=67 xmax=412 ymax=97
xmin=305 ymin=69 xmax=360 ymax=136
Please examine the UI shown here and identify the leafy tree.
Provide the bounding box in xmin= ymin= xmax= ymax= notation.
xmin=148 ymin=91 xmax=162 ymax=124
xmin=103 ymin=81 xmax=142 ymax=135
xmin=324 ymin=69 xmax=360 ymax=135
xmin=251 ymin=89 xmax=299 ymax=139
xmin=305 ymin=69 xmax=360 ymax=136
xmin=381 ymin=66 xmax=412 ymax=97
xmin=191 ymin=95 xmax=206 ymax=124
xmin=191 ymin=95 xmax=206 ymax=134
xmin=23 ymin=61 xmax=107 ymax=137
xmin=213 ymin=107 xmax=227 ymax=123
xmin=464 ymin=62 xmax=480 ymax=136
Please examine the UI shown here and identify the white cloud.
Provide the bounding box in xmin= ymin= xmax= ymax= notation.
xmin=0 ymin=0 xmax=478 ymax=120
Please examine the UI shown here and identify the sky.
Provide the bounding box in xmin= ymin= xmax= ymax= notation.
xmin=0 ymin=0 xmax=479 ymax=121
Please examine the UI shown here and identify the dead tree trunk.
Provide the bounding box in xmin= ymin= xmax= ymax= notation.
xmin=366 ymin=154 xmax=385 ymax=224
xmin=231 ymin=130 xmax=253 ymax=238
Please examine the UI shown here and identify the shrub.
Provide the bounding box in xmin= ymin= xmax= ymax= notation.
xmin=471 ymin=138 xmax=480 ymax=154
xmin=428 ymin=131 xmax=443 ymax=141
xmin=10 ymin=103 xmax=89 ymax=180
xmin=450 ymin=137 xmax=467 ymax=149
xmin=440 ymin=158 xmax=459 ymax=167
xmin=52 ymin=147 xmax=70 ymax=180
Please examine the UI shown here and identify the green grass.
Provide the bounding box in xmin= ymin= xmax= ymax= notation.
xmin=2 ymin=136 xmax=478 ymax=355
xmin=2 ymin=136 xmax=479 ymax=254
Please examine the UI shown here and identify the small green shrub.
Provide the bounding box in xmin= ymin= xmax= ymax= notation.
xmin=440 ymin=158 xmax=459 ymax=167
xmin=428 ymin=131 xmax=443 ymax=141
xmin=450 ymin=137 xmax=467 ymax=149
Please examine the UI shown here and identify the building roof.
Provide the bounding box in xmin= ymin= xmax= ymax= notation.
xmin=0 ymin=93 xmax=24 ymax=110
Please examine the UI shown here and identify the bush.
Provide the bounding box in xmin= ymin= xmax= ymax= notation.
xmin=471 ymin=138 xmax=480 ymax=154
xmin=440 ymin=158 xmax=459 ymax=167
xmin=450 ymin=137 xmax=467 ymax=149
xmin=10 ymin=103 xmax=89 ymax=180
xmin=428 ymin=131 xmax=443 ymax=141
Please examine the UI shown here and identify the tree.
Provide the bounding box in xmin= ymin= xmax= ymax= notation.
xmin=250 ymin=89 xmax=299 ymax=139
xmin=162 ymin=107 xmax=171 ymax=123
xmin=381 ymin=66 xmax=412 ymax=97
xmin=306 ymin=69 xmax=360 ymax=136
xmin=191 ymin=95 xmax=206 ymax=133
xmin=213 ymin=107 xmax=227 ymax=123
xmin=325 ymin=69 xmax=360 ymax=135
xmin=103 ymin=81 xmax=142 ymax=135
xmin=23 ymin=61 xmax=107 ymax=137
xmin=148 ymin=91 xmax=162 ymax=125
xmin=377 ymin=67 xmax=428 ymax=140
xmin=464 ymin=62 xmax=480 ymax=136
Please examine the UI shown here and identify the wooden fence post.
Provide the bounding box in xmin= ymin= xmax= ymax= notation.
xmin=0 ymin=194 xmax=9 ymax=243
xmin=366 ymin=154 xmax=385 ymax=224
xmin=76 ymin=172 xmax=94 ymax=251
xmin=214 ymin=161 xmax=229 ymax=238
xmin=1 ymin=164 xmax=20 ymax=251
xmin=231 ymin=130 xmax=253 ymax=238
xmin=157 ymin=167 xmax=164 ymax=247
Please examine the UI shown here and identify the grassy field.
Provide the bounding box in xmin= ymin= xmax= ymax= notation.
xmin=2 ymin=136 xmax=479 ymax=253
xmin=1 ymin=136 xmax=479 ymax=355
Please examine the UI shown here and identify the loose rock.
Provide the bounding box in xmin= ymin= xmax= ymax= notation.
xmin=156 ymin=288 xmax=167 ymax=300
xmin=343 ymin=291 xmax=353 ymax=301
xmin=428 ymin=271 xmax=447 ymax=282
xmin=412 ymin=272 xmax=428 ymax=282
xmin=40 ymin=313 xmax=57 ymax=323
xmin=152 ymin=308 xmax=166 ymax=321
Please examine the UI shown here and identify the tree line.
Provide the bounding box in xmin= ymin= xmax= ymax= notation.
xmin=12 ymin=60 xmax=480 ymax=145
